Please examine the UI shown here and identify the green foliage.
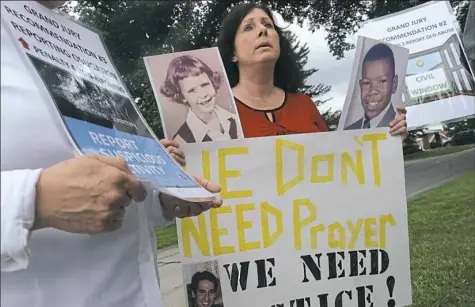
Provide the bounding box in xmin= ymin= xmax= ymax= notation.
xmin=61 ymin=0 xmax=470 ymax=137
xmin=62 ymin=1 xmax=337 ymax=137
xmin=282 ymin=30 xmax=331 ymax=104
xmin=444 ymin=118 xmax=475 ymax=137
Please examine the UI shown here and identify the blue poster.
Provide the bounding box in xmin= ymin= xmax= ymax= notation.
xmin=27 ymin=54 xmax=198 ymax=189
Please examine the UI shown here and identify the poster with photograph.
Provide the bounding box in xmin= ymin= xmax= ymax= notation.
xmin=144 ymin=47 xmax=244 ymax=144
xmin=357 ymin=0 xmax=475 ymax=129
xmin=183 ymin=260 xmax=224 ymax=307
xmin=338 ymin=36 xmax=410 ymax=131
xmin=0 ymin=1 xmax=216 ymax=201
xmin=178 ymin=129 xmax=413 ymax=307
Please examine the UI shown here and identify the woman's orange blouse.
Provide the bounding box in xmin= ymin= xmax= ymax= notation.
xmin=235 ymin=92 xmax=328 ymax=138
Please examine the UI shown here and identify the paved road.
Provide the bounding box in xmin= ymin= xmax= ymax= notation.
xmin=404 ymin=147 xmax=475 ymax=199
xmin=158 ymin=148 xmax=475 ymax=307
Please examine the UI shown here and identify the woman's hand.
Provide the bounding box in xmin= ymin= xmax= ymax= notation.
xmin=160 ymin=139 xmax=186 ymax=167
xmin=159 ymin=176 xmax=222 ymax=218
xmin=389 ymin=106 xmax=409 ymax=140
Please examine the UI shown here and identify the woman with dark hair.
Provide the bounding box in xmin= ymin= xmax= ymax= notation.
xmin=217 ymin=2 xmax=408 ymax=138
xmin=160 ymin=55 xmax=240 ymax=143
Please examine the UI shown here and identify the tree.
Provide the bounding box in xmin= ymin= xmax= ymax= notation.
xmin=64 ymin=1 xmax=191 ymax=136
xmin=321 ymin=110 xmax=341 ymax=131
xmin=283 ymin=30 xmax=331 ymax=105
xmin=62 ymin=0 xmax=334 ymax=137
xmin=402 ymin=129 xmax=423 ymax=155
xmin=444 ymin=118 xmax=475 ymax=136
xmin=265 ymin=0 xmax=470 ymax=59
xmin=62 ymin=0 xmax=470 ymax=137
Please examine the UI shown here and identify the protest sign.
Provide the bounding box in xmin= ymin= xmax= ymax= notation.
xmin=357 ymin=0 xmax=475 ymax=129
xmin=178 ymin=129 xmax=412 ymax=307
xmin=144 ymin=47 xmax=244 ymax=144
xmin=0 ymin=1 xmax=215 ymax=201
xmin=337 ymin=36 xmax=409 ymax=131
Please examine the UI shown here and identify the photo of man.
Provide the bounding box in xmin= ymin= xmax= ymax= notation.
xmin=183 ymin=260 xmax=225 ymax=307
xmin=344 ymin=43 xmax=399 ymax=130
xmin=188 ymin=271 xmax=223 ymax=307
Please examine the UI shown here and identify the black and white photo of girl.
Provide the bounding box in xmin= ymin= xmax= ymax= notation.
xmin=145 ymin=47 xmax=243 ymax=144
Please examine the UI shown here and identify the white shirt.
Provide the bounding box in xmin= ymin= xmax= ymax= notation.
xmin=174 ymin=106 xmax=238 ymax=143
xmin=1 ymin=21 xmax=167 ymax=307
xmin=362 ymin=102 xmax=394 ymax=129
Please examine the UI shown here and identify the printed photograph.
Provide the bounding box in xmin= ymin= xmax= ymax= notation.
xmin=338 ymin=37 xmax=410 ymax=131
xmin=28 ymin=54 xmax=153 ymax=138
xmin=403 ymin=33 xmax=475 ymax=106
xmin=183 ymin=260 xmax=224 ymax=307
xmin=145 ymin=47 xmax=243 ymax=143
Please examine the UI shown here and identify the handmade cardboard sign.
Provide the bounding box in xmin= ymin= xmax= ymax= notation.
xmin=178 ymin=129 xmax=412 ymax=307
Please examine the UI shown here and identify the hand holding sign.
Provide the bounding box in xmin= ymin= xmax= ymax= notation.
xmin=34 ymin=155 xmax=147 ymax=234
xmin=389 ymin=106 xmax=408 ymax=139
xmin=161 ymin=138 xmax=186 ymax=167
xmin=159 ymin=176 xmax=222 ymax=219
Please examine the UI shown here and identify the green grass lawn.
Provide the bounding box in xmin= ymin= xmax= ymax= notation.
xmin=408 ymin=171 xmax=475 ymax=307
xmin=155 ymin=223 xmax=179 ymax=250
xmin=405 ymin=144 xmax=475 ymax=161
xmin=156 ymin=172 xmax=475 ymax=306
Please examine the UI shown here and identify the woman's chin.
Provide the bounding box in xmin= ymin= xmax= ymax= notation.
xmin=254 ymin=53 xmax=279 ymax=64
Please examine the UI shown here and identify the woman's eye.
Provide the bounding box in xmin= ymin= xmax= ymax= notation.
xmin=244 ymin=25 xmax=253 ymax=31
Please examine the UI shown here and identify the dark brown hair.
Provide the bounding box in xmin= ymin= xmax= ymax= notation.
xmin=362 ymin=43 xmax=396 ymax=77
xmin=217 ymin=3 xmax=304 ymax=93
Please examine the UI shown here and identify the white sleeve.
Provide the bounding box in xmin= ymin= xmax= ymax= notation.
xmin=1 ymin=169 xmax=43 ymax=272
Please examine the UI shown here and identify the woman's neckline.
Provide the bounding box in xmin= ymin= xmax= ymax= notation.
xmin=233 ymin=91 xmax=288 ymax=113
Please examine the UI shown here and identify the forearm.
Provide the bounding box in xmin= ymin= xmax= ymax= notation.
xmin=1 ymin=169 xmax=42 ymax=272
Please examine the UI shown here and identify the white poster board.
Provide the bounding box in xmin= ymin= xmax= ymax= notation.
xmin=178 ymin=129 xmax=412 ymax=307
xmin=0 ymin=1 xmax=215 ymax=201
xmin=357 ymin=1 xmax=475 ymax=129
xmin=337 ymin=36 xmax=409 ymax=131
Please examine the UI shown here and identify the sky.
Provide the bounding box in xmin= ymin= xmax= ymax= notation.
xmin=63 ymin=1 xmax=355 ymax=114
xmin=275 ymin=16 xmax=358 ymax=114
xmin=60 ymin=1 xmax=460 ymax=132
xmin=272 ymin=13 xmax=446 ymax=130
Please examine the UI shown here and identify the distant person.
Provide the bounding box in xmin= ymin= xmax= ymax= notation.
xmin=345 ymin=43 xmax=400 ymax=130
xmin=160 ymin=55 xmax=239 ymax=143
xmin=189 ymin=271 xmax=223 ymax=307
xmin=216 ymin=3 xmax=409 ymax=139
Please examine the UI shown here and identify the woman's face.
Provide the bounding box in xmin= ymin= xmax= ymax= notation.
xmin=179 ymin=72 xmax=217 ymax=116
xmin=194 ymin=280 xmax=217 ymax=307
xmin=233 ymin=8 xmax=280 ymax=66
